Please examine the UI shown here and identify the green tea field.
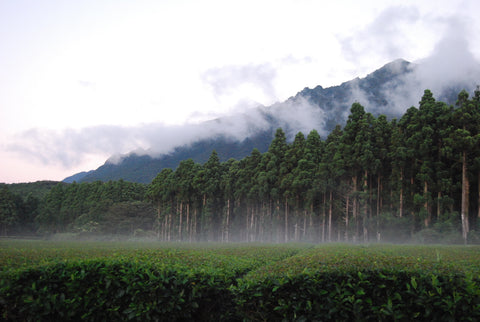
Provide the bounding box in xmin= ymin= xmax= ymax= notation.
xmin=1 ymin=241 xmax=480 ymax=321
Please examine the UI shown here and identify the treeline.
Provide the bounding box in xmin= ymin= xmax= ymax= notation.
xmin=0 ymin=180 xmax=152 ymax=238
xmin=146 ymin=89 xmax=480 ymax=244
xmin=1 ymin=88 xmax=480 ymax=243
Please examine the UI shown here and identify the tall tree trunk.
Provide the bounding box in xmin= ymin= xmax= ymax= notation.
xmin=163 ymin=211 xmax=167 ymax=241
xmin=178 ymin=202 xmax=183 ymax=241
xmin=156 ymin=205 xmax=161 ymax=240
xmin=246 ymin=204 xmax=250 ymax=242
xmin=225 ymin=198 xmax=230 ymax=242
xmin=166 ymin=211 xmax=171 ymax=241
xmin=328 ymin=190 xmax=333 ymax=242
xmin=377 ymin=175 xmax=381 ymax=240
xmin=161 ymin=210 xmax=166 ymax=241
xmin=437 ymin=191 xmax=442 ymax=220
xmin=284 ymin=196 xmax=289 ymax=242
xmin=269 ymin=199 xmax=273 ymax=242
xmin=260 ymin=202 xmax=266 ymax=241
xmin=424 ymin=181 xmax=430 ymax=227
xmin=477 ymin=171 xmax=480 ymax=219
xmin=363 ymin=170 xmax=368 ymax=242
xmin=345 ymin=194 xmax=350 ymax=241
xmin=377 ymin=176 xmax=381 ymax=217
xmin=250 ymin=206 xmax=255 ymax=242
xmin=309 ymin=203 xmax=314 ymax=241
xmin=186 ymin=203 xmax=190 ymax=242
xmin=399 ymin=168 xmax=404 ymax=218
xmin=322 ymin=192 xmax=326 ymax=242
xmin=352 ymin=175 xmax=358 ymax=242
xmin=303 ymin=210 xmax=307 ymax=240
xmin=192 ymin=207 xmax=197 ymax=242
xmin=169 ymin=211 xmax=173 ymax=241
xmin=276 ymin=199 xmax=281 ymax=242
xmin=461 ymin=150 xmax=470 ymax=244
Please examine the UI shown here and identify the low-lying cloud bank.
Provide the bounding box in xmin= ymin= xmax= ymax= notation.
xmin=341 ymin=10 xmax=480 ymax=116
xmin=6 ymin=97 xmax=324 ymax=167
xmin=382 ymin=31 xmax=479 ymax=116
xmin=6 ymin=11 xmax=480 ymax=171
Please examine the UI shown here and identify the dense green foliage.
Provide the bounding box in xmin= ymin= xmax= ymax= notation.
xmin=147 ymin=89 xmax=480 ymax=243
xmin=237 ymin=245 xmax=480 ymax=320
xmin=1 ymin=242 xmax=480 ymax=321
xmin=0 ymin=241 xmax=304 ymax=320
xmin=37 ymin=180 xmax=149 ymax=235
xmin=0 ymin=180 xmax=150 ymax=238
xmin=2 ymin=88 xmax=480 ymax=243
xmin=0 ymin=181 xmax=60 ymax=235
xmin=0 ymin=181 xmax=60 ymax=200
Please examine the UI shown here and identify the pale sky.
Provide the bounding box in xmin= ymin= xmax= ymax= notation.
xmin=1 ymin=0 xmax=479 ymax=183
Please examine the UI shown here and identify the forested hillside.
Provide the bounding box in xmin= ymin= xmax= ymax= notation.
xmin=0 ymin=180 xmax=149 ymax=237
xmin=2 ymin=89 xmax=480 ymax=244
xmin=73 ymin=129 xmax=273 ymax=184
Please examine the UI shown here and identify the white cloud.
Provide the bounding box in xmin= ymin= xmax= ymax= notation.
xmin=5 ymin=95 xmax=327 ymax=168
xmin=202 ymin=63 xmax=277 ymax=103
xmin=340 ymin=6 xmax=421 ymax=63
xmin=336 ymin=7 xmax=480 ymax=116
xmin=2 ymin=0 xmax=480 ymax=182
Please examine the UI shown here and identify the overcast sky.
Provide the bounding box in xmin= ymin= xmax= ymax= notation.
xmin=1 ymin=0 xmax=479 ymax=183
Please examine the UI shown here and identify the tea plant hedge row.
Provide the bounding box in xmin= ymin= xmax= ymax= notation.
xmin=0 ymin=241 xmax=305 ymax=321
xmin=236 ymin=245 xmax=480 ymax=321
xmin=1 ymin=242 xmax=480 ymax=321
xmin=1 ymin=260 xmax=240 ymax=321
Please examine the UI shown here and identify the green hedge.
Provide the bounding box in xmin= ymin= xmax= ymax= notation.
xmin=2 ymin=243 xmax=480 ymax=321
xmin=235 ymin=269 xmax=480 ymax=321
xmin=0 ymin=260 xmax=238 ymax=321
xmin=2 ymin=263 xmax=480 ymax=321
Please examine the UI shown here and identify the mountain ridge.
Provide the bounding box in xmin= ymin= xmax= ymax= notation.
xmin=65 ymin=58 xmax=476 ymax=184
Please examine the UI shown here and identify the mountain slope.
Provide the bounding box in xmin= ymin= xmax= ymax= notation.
xmin=66 ymin=58 xmax=477 ymax=184
xmin=63 ymin=171 xmax=95 ymax=183
xmin=78 ymin=130 xmax=273 ymax=184
xmin=292 ymin=59 xmax=413 ymax=130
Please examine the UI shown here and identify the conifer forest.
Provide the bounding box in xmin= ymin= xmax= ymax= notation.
xmin=2 ymin=89 xmax=480 ymax=244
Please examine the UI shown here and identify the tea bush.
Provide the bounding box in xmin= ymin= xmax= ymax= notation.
xmin=1 ymin=259 xmax=241 ymax=321
xmin=234 ymin=245 xmax=480 ymax=321
xmin=1 ymin=242 xmax=480 ymax=321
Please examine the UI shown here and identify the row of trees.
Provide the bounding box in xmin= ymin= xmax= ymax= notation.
xmin=1 ymin=88 xmax=479 ymax=243
xmin=37 ymin=179 xmax=150 ymax=235
xmin=0 ymin=186 xmax=40 ymax=236
xmin=147 ymin=89 xmax=480 ymax=243
xmin=0 ymin=180 xmax=152 ymax=237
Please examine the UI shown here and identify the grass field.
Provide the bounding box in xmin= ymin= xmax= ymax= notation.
xmin=1 ymin=240 xmax=480 ymax=320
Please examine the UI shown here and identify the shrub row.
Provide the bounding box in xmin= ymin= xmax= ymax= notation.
xmin=2 ymin=261 xmax=480 ymax=321
xmin=2 ymin=244 xmax=480 ymax=321
xmin=236 ymin=269 xmax=480 ymax=321
xmin=0 ymin=260 xmax=238 ymax=321
xmin=0 ymin=243 xmax=305 ymax=321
